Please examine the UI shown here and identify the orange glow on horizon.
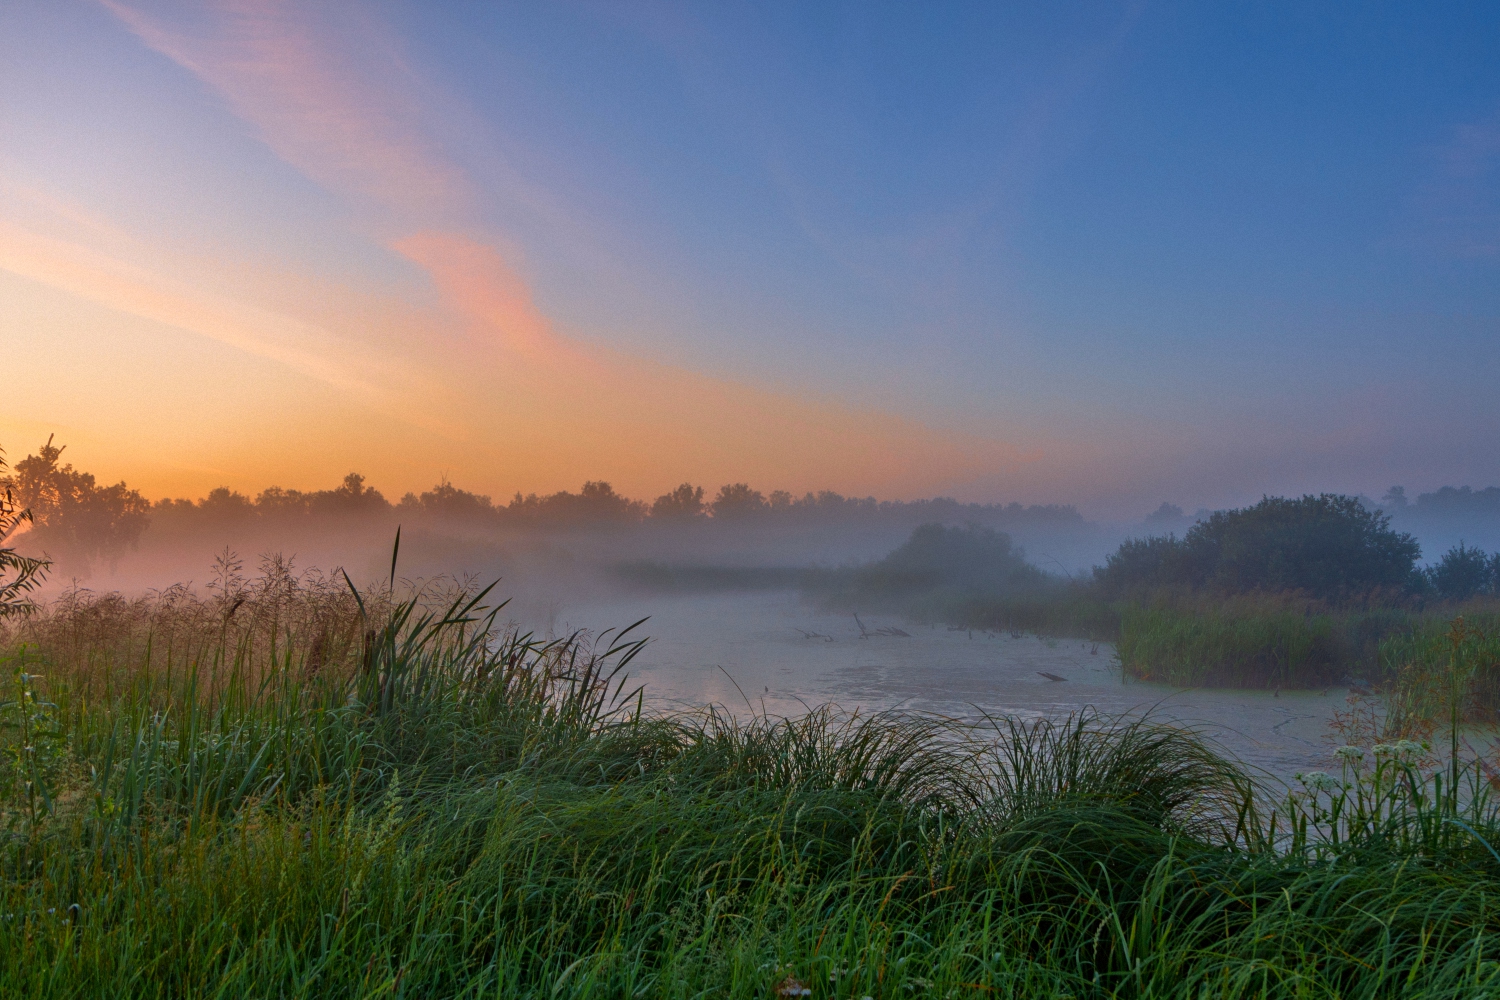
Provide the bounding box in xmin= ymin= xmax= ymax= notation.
xmin=0 ymin=1 xmax=1046 ymax=509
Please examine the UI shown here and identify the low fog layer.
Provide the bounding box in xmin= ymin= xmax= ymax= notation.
xmin=4 ymin=438 xmax=1499 ymax=615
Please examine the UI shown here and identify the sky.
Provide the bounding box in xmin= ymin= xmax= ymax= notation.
xmin=1 ymin=0 xmax=1498 ymax=518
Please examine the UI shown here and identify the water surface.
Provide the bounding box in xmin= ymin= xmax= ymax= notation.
xmin=529 ymin=591 xmax=1348 ymax=780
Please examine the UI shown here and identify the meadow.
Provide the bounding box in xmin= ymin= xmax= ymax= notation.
xmin=3 ymin=563 xmax=1500 ymax=998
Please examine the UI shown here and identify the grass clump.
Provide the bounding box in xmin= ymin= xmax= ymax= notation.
xmin=1116 ymin=601 xmax=1350 ymax=687
xmin=1376 ymin=612 xmax=1500 ymax=733
xmin=2 ymin=566 xmax=1500 ymax=997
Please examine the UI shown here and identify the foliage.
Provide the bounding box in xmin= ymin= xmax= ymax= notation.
xmin=395 ymin=478 xmax=496 ymax=522
xmin=710 ymin=482 xmax=768 ymax=519
xmin=1117 ymin=602 xmax=1351 ymax=687
xmin=872 ymin=523 xmax=1047 ymax=592
xmin=1092 ymin=534 xmax=1194 ymax=598
xmin=1377 ymin=613 xmax=1500 ymax=731
xmin=649 ymin=482 xmax=706 ymax=520
xmin=1428 ymin=543 xmax=1500 ymax=601
xmin=3 ymin=436 xmax=149 ymax=576
xmin=0 ymin=446 xmax=48 ymax=618
xmin=1394 ymin=484 xmax=1500 ymax=519
xmin=1097 ymin=494 xmax=1422 ymax=601
xmin=2 ymin=578 xmax=1500 ymax=996
xmin=507 ymin=480 xmax=646 ymax=524
xmin=804 ymin=523 xmax=1054 ymax=611
xmin=0 ymin=647 xmax=65 ymax=832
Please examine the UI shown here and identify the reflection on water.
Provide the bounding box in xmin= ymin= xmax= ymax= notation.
xmin=523 ymin=590 xmax=1346 ymax=780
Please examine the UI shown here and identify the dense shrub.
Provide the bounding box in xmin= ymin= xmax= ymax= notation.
xmin=805 ymin=523 xmax=1053 ymax=610
xmin=1097 ymin=494 xmax=1421 ymax=601
xmin=1428 ymin=543 xmax=1500 ymax=601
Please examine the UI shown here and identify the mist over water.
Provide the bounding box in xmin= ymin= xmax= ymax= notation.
xmin=16 ymin=461 xmax=1500 ymax=785
xmin=514 ymin=588 xmax=1343 ymax=780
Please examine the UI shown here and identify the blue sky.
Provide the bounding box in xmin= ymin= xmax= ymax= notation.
xmin=1 ymin=1 xmax=1497 ymax=516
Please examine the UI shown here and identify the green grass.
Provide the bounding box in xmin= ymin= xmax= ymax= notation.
xmin=1114 ymin=600 xmax=1500 ymax=695
xmin=1116 ymin=603 xmax=1358 ymax=688
xmin=3 ymin=575 xmax=1500 ymax=997
xmin=1376 ymin=612 xmax=1500 ymax=736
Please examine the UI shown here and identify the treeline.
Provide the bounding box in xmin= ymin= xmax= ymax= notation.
xmin=1384 ymin=484 xmax=1500 ymax=520
xmin=162 ymin=476 xmax=1082 ymax=531
xmin=0 ymin=436 xmax=1081 ymax=573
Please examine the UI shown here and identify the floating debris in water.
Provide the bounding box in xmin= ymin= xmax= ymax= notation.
xmin=1038 ymin=671 xmax=1067 ymax=682
xmin=853 ymin=612 xmax=909 ymax=637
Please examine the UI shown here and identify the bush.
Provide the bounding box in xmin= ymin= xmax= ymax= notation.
xmin=807 ymin=523 xmax=1054 ymax=610
xmin=1428 ymin=543 xmax=1500 ymax=601
xmin=1098 ymin=494 xmax=1421 ymax=601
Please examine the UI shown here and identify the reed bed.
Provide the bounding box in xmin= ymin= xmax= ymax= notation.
xmin=2 ymin=569 xmax=1500 ymax=998
xmin=1116 ymin=604 xmax=1350 ymax=687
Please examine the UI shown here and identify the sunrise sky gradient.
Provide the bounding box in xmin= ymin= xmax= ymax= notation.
xmin=3 ymin=1 xmax=1498 ymax=517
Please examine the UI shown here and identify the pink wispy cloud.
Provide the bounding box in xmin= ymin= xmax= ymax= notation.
xmin=92 ymin=0 xmax=1039 ymax=499
xmin=101 ymin=0 xmax=469 ymax=222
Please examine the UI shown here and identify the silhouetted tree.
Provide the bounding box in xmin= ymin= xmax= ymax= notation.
xmin=1142 ymin=502 xmax=1188 ymax=529
xmin=307 ymin=473 xmax=390 ymax=517
xmin=1409 ymin=485 xmax=1500 ymax=518
xmin=253 ymin=486 xmax=309 ymax=518
xmin=508 ymin=481 xmax=644 ymax=524
xmin=710 ymin=483 xmax=766 ymax=519
xmin=5 ymin=437 xmax=149 ymax=575
xmin=650 ymin=483 xmax=706 ymax=520
xmin=398 ymin=480 xmax=498 ymax=522
xmin=858 ymin=523 xmax=1048 ymax=596
xmin=1096 ymin=494 xmax=1421 ymax=601
xmin=576 ymin=481 xmax=639 ymax=521
xmin=199 ymin=487 xmax=256 ymax=524
xmin=1429 ymin=543 xmax=1495 ymax=602
xmin=1196 ymin=495 xmax=1420 ymax=597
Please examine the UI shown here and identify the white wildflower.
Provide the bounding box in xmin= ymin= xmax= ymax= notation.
xmin=1297 ymin=771 xmax=1339 ymax=791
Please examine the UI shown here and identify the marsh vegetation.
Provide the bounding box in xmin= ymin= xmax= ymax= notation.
xmin=5 ymin=437 xmax=1500 ymax=995
xmin=796 ymin=501 xmax=1500 ymax=696
xmin=3 ymin=568 xmax=1500 ymax=998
